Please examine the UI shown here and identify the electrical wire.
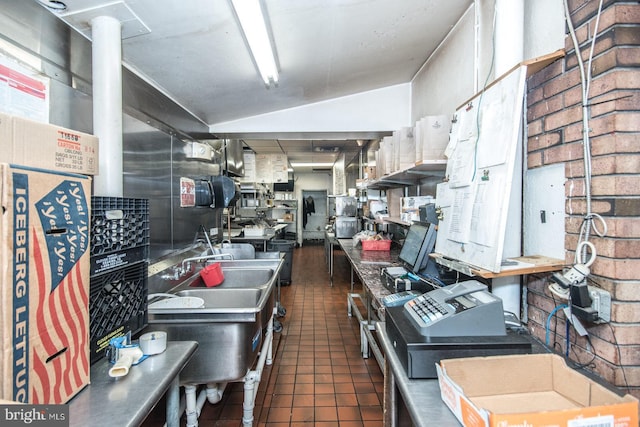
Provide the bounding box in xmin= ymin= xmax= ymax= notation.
xmin=570 ymin=334 xmax=597 ymax=370
xmin=550 ymin=293 xmax=563 ymax=351
xmin=563 ymin=0 xmax=607 ymax=264
xmin=417 ymin=272 xmax=446 ymax=288
xmin=565 ymin=308 xmax=571 ymax=357
xmin=606 ymin=322 xmax=631 ymax=393
xmin=546 ymin=304 xmax=568 ymax=347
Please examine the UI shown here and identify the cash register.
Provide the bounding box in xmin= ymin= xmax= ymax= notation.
xmin=385 ymin=280 xmax=532 ymax=378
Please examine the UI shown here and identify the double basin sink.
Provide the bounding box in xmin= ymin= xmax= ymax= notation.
xmin=147 ymin=252 xmax=284 ymax=385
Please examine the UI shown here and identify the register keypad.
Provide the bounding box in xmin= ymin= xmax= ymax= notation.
xmin=405 ymin=294 xmax=449 ymax=329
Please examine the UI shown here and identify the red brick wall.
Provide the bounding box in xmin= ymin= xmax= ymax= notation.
xmin=525 ymin=0 xmax=639 ymax=397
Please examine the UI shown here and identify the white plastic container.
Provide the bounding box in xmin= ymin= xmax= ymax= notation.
xmin=139 ymin=331 xmax=167 ymax=355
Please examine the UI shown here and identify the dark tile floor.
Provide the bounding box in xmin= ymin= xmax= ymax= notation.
xmin=143 ymin=242 xmax=384 ymax=426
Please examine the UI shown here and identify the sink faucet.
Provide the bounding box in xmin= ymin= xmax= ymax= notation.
xmin=178 ymin=253 xmax=234 ymax=277
xmin=160 ymin=253 xmax=234 ymax=281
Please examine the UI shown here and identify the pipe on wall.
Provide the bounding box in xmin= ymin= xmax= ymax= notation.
xmin=91 ymin=15 xmax=124 ymax=197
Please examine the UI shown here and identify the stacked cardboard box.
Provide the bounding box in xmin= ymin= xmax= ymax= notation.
xmin=0 ymin=113 xmax=98 ymax=176
xmin=415 ymin=115 xmax=450 ymax=162
xmin=395 ymin=126 xmax=416 ymax=170
xmin=0 ymin=113 xmax=97 ymax=403
xmin=0 ymin=164 xmax=92 ymax=403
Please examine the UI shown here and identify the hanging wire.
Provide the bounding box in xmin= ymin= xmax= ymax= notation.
xmin=563 ymin=0 xmax=608 ymax=266
xmin=606 ymin=323 xmax=632 ymax=393
xmin=546 ymin=303 xmax=568 ymax=347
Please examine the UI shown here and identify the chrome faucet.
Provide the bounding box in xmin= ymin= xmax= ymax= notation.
xmin=178 ymin=253 xmax=234 ymax=277
xmin=160 ymin=253 xmax=234 ymax=281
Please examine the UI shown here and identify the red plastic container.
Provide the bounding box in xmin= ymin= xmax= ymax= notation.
xmin=200 ymin=263 xmax=225 ymax=287
xmin=361 ymin=239 xmax=391 ymax=251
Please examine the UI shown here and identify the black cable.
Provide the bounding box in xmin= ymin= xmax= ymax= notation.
xmin=550 ymin=292 xmax=564 ymax=352
xmin=569 ymin=334 xmax=597 ymax=370
xmin=606 ymin=322 xmax=631 ymax=393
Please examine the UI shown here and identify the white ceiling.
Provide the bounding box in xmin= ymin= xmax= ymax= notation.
xmin=39 ymin=0 xmax=472 ymax=172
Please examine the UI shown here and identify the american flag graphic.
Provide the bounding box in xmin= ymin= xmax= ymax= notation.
xmin=31 ymin=231 xmax=89 ymax=404
xmin=5 ymin=169 xmax=91 ymax=404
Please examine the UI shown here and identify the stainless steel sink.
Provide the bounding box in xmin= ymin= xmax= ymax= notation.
xmin=177 ymin=288 xmax=262 ymax=307
xmin=179 ymin=266 xmax=274 ymax=289
xmin=146 ymin=256 xmax=283 ymax=385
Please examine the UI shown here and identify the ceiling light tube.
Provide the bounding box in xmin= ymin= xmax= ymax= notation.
xmin=290 ymin=162 xmax=335 ymax=168
xmin=231 ymin=0 xmax=278 ymax=86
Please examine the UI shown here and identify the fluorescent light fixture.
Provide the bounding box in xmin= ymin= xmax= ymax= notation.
xmin=290 ymin=162 xmax=335 ymax=168
xmin=231 ymin=0 xmax=278 ymax=86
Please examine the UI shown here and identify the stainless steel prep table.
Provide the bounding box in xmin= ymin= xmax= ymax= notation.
xmin=339 ymin=238 xmax=400 ymax=367
xmin=69 ymin=341 xmax=198 ymax=427
xmin=229 ymin=224 xmax=288 ymax=251
xmin=338 ymin=239 xmax=457 ymax=426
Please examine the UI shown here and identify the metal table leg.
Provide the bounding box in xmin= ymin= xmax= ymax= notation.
xmin=383 ymin=355 xmax=397 ymax=427
xmin=329 ymin=241 xmax=334 ymax=286
xmin=166 ymin=376 xmax=180 ymax=427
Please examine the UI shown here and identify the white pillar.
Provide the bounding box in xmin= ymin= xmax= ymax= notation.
xmin=494 ymin=0 xmax=524 ymax=76
xmin=91 ymin=15 xmax=123 ymax=197
xmin=492 ymin=277 xmax=521 ymax=318
xmin=489 ymin=0 xmax=525 ymax=317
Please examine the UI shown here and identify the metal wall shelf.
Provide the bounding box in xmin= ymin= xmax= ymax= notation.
xmin=364 ymin=160 xmax=447 ymax=189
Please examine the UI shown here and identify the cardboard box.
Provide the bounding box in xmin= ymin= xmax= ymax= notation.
xmin=400 ymin=210 xmax=420 ymax=223
xmin=396 ymin=126 xmax=416 ymax=170
xmin=0 ymin=164 xmax=91 ymax=403
xmin=363 ymin=166 xmax=376 ymax=180
xmin=283 ymin=213 xmax=294 ymax=222
xmin=0 ymin=113 xmax=99 ymax=175
xmin=437 ymin=353 xmax=639 ymax=427
xmin=416 ymin=115 xmax=450 ymax=161
xmin=401 ymin=196 xmax=434 ymax=212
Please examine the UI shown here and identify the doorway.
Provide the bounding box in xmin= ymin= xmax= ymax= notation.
xmin=301 ymin=190 xmax=327 ymax=243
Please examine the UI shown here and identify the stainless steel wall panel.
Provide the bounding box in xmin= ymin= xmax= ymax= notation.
xmin=170 ymin=136 xmax=221 ymax=249
xmin=122 ymin=68 xmax=209 ymax=138
xmin=49 ymin=79 xmax=94 ymax=133
xmin=121 ymin=115 xmax=220 ymax=258
xmin=122 ymin=115 xmax=173 ymax=258
xmin=0 ymin=1 xmax=208 ymax=137
xmin=0 ymin=1 xmax=223 ymax=261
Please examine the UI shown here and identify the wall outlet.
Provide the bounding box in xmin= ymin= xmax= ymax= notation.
xmin=589 ymin=286 xmax=611 ymax=323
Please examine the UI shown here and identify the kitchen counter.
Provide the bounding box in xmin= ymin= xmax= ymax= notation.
xmin=228 ymin=224 xmax=289 ymax=251
xmin=338 ymin=238 xmax=401 ymax=315
xmin=338 ymin=238 xmax=401 ymax=369
xmin=376 ymin=322 xmax=460 ymax=426
xmin=338 ymin=238 xmax=455 ymax=425
xmin=69 ymin=341 xmax=198 ymax=427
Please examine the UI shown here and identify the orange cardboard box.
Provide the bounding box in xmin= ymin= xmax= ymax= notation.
xmin=437 ymin=353 xmax=638 ymax=427
xmin=364 ymin=166 xmax=376 ymax=180
xmin=0 ymin=164 xmax=91 ymax=403
xmin=0 ymin=113 xmax=99 ymax=175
